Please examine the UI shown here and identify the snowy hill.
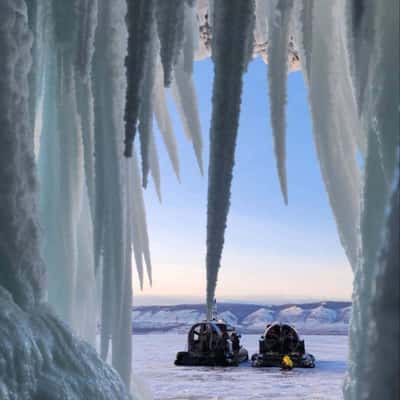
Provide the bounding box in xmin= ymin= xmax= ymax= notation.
xmin=132 ymin=301 xmax=351 ymax=335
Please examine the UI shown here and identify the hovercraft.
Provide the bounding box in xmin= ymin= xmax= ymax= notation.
xmin=175 ymin=320 xmax=249 ymax=367
xmin=251 ymin=323 xmax=315 ymax=368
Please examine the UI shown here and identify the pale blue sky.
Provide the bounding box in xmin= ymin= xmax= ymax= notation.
xmin=133 ymin=57 xmax=353 ymax=306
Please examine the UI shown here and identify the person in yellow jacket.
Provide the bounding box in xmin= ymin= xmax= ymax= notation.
xmin=281 ymin=355 xmax=294 ymax=370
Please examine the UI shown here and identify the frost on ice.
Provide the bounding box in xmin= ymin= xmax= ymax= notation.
xmin=0 ymin=0 xmax=398 ymax=399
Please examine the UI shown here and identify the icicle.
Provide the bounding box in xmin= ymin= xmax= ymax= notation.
xmin=182 ymin=0 xmax=199 ymax=75
xmin=149 ymin=131 xmax=162 ymax=201
xmin=154 ymin=64 xmax=181 ymax=180
xmin=51 ymin=56 xmax=85 ymax=325
xmin=0 ymin=0 xmax=45 ymax=309
xmin=206 ymin=0 xmax=255 ymax=319
xmin=76 ymin=79 xmax=96 ymax=221
xmin=75 ymin=0 xmax=98 ymax=82
xmin=93 ymin=0 xmax=134 ymax=386
xmin=138 ymin=20 xmax=158 ymax=188
xmin=124 ymin=0 xmax=155 ymax=157
xmin=36 ymin=1 xmax=88 ymax=327
xmin=155 ymin=0 xmax=185 ymax=87
xmin=255 ymin=0 xmax=269 ymax=44
xmin=254 ymin=0 xmax=269 ymax=64
xmin=127 ymin=154 xmax=144 ymax=289
xmin=293 ymin=0 xmax=362 ymax=270
xmin=72 ymin=0 xmax=98 ymax=220
xmin=171 ymin=55 xmax=204 ymax=175
xmin=266 ymin=0 xmax=294 ymax=205
xmin=75 ymin=180 xmax=97 ymax=344
xmin=342 ymin=1 xmax=368 ymax=154
xmin=27 ymin=0 xmax=50 ymax=151
xmin=131 ymin=151 xmax=153 ymax=286
xmin=292 ymin=0 xmax=314 ymax=82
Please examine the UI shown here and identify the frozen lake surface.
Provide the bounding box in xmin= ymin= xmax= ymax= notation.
xmin=133 ymin=334 xmax=348 ymax=400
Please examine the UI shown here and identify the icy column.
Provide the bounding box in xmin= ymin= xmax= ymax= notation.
xmin=343 ymin=1 xmax=400 ymax=399
xmin=37 ymin=1 xmax=99 ymax=338
xmin=293 ymin=0 xmax=361 ymax=270
xmin=93 ymin=0 xmax=139 ymax=386
xmin=171 ymin=55 xmax=204 ymax=174
xmin=0 ymin=2 xmax=131 ymax=399
xmin=206 ymin=0 xmax=255 ymax=318
xmin=154 ymin=63 xmax=181 ymax=180
xmin=0 ymin=0 xmax=45 ymax=309
xmin=155 ymin=0 xmax=185 ymax=87
xmin=292 ymin=1 xmax=398 ymax=398
xmin=266 ymin=0 xmax=294 ymax=204
xmin=124 ymin=0 xmax=155 ymax=157
xmin=138 ymin=19 xmax=158 ymax=188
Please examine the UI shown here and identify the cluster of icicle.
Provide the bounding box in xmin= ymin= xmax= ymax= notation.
xmin=200 ymin=1 xmax=398 ymax=399
xmin=29 ymin=0 xmax=205 ymax=397
xmin=0 ymin=0 xmax=398 ymax=399
xmin=0 ymin=0 xmax=201 ymax=398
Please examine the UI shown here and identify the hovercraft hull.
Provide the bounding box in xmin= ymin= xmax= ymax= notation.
xmin=251 ymin=352 xmax=315 ymax=368
xmin=175 ymin=348 xmax=248 ymax=367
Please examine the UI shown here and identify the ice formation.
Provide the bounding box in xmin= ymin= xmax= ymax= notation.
xmin=0 ymin=0 xmax=398 ymax=399
xmin=266 ymin=0 xmax=293 ymax=204
xmin=0 ymin=1 xmax=130 ymax=398
xmin=205 ymin=0 xmax=255 ymax=318
xmin=155 ymin=0 xmax=185 ymax=88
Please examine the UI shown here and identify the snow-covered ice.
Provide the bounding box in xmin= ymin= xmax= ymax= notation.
xmin=133 ymin=334 xmax=348 ymax=400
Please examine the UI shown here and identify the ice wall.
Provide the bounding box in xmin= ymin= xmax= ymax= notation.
xmin=0 ymin=1 xmax=130 ymax=398
xmin=0 ymin=0 xmax=45 ymax=310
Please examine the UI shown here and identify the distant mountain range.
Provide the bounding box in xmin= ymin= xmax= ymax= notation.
xmin=132 ymin=301 xmax=351 ymax=335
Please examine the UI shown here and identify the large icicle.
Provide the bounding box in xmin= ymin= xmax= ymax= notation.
xmin=266 ymin=0 xmax=294 ymax=205
xmin=154 ymin=64 xmax=181 ymax=180
xmin=293 ymin=0 xmax=362 ymax=270
xmin=38 ymin=1 xmax=87 ymax=328
xmin=93 ymin=0 xmax=132 ymax=386
xmin=76 ymin=77 xmax=96 ymax=221
xmin=127 ymin=152 xmax=144 ymax=289
xmin=27 ymin=0 xmax=50 ymax=151
xmin=75 ymin=0 xmax=98 ymax=81
xmin=171 ymin=0 xmax=204 ymax=175
xmin=254 ymin=0 xmax=269 ymax=46
xmin=206 ymin=0 xmax=255 ymax=318
xmin=182 ymin=0 xmax=199 ymax=75
xmin=149 ymin=130 xmax=162 ymax=201
xmin=75 ymin=0 xmax=98 ymax=219
xmin=138 ymin=20 xmax=158 ymax=187
xmin=0 ymin=0 xmax=45 ymax=309
xmin=124 ymin=0 xmax=155 ymax=157
xmin=155 ymin=0 xmax=185 ymax=87
xmin=171 ymin=55 xmax=204 ymax=174
xmin=131 ymin=150 xmax=153 ymax=286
